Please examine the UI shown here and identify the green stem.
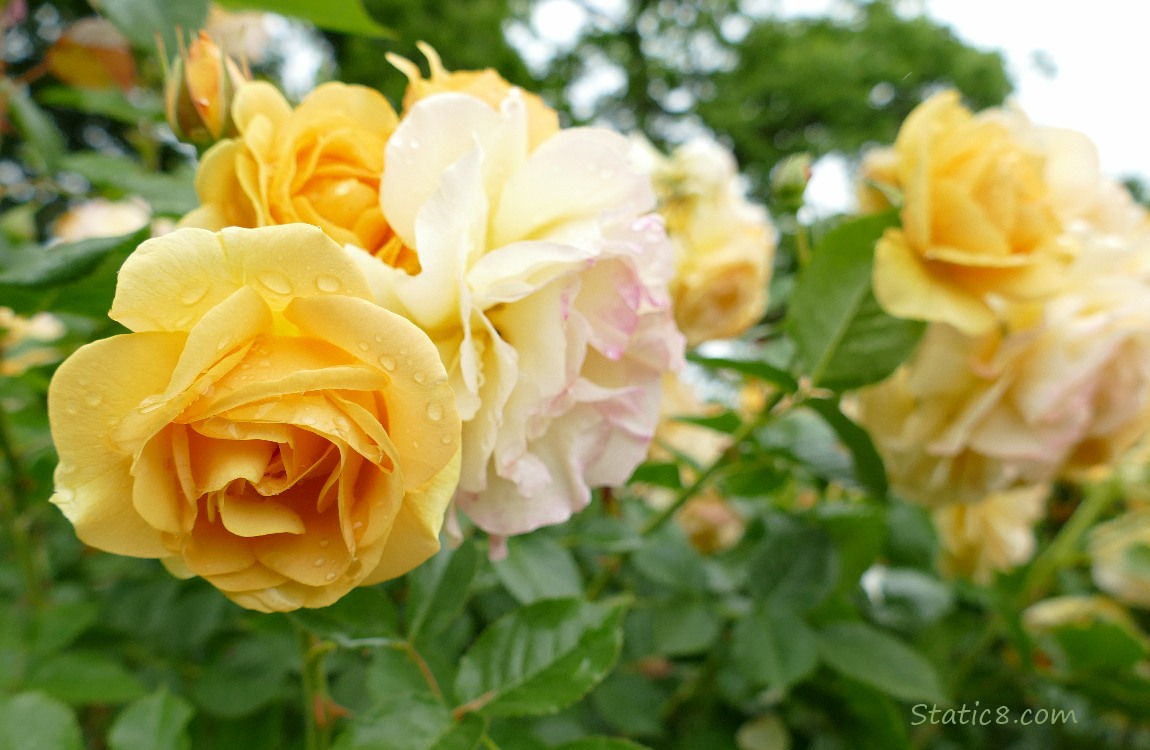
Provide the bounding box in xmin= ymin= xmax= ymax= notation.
xmin=0 ymin=398 xmax=44 ymax=609
xmin=1022 ymin=478 xmax=1119 ymax=604
xmin=640 ymin=390 xmax=786 ymax=537
xmin=296 ymin=626 xmax=335 ymax=750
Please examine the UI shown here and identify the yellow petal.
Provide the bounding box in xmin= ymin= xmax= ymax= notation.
xmin=872 ymin=228 xmax=996 ymax=336
xmin=49 ymin=332 xmax=186 ymax=557
xmin=218 ymin=492 xmax=306 ymax=537
xmin=361 ymin=446 xmax=460 ymax=584
xmin=285 ymin=295 xmax=461 ymax=487
xmin=132 ymin=426 xmax=193 ymax=535
xmin=111 ymin=225 xmax=373 ymax=332
xmin=232 ymin=80 xmax=292 ymax=133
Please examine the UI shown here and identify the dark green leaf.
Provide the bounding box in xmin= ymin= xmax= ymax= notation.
xmin=217 ymin=0 xmax=392 ymax=38
xmin=292 ymin=586 xmax=401 ymax=644
xmin=26 ymin=651 xmax=146 ymax=705
xmin=407 ymin=538 xmax=480 ymax=643
xmin=454 ymin=598 xmax=626 ymax=717
xmin=557 ymin=739 xmax=652 ymax=750
xmin=0 ymin=231 xmax=147 ymax=287
xmin=632 ymin=529 xmax=708 ymax=593
xmin=334 ymin=694 xmax=486 ymax=750
xmin=651 ymin=599 xmax=721 ymax=657
xmin=590 ymin=672 xmax=666 ymax=738
xmin=687 ymin=353 xmax=799 ymax=393
xmin=191 ymin=633 xmax=294 ymax=717
xmin=732 ymin=604 xmax=818 ymax=692
xmin=804 ymin=397 xmax=888 ymax=497
xmin=0 ymin=692 xmax=83 ymax=750
xmin=787 ymin=211 xmax=924 ymax=391
xmin=816 ymin=622 xmax=946 ymax=703
xmin=30 ymin=601 xmax=99 ymax=657
xmin=38 ymin=87 xmax=163 ymax=124
xmin=4 ymin=83 xmax=66 ymax=171
xmin=89 ymin=0 xmax=209 ymax=53
xmin=816 ymin=503 xmax=885 ymax=592
xmin=748 ymin=522 xmax=838 ymax=611
xmin=107 ymin=688 xmax=195 ymax=750
xmin=673 ymin=411 xmax=742 ymax=435
xmin=494 ymin=534 xmax=582 ymax=605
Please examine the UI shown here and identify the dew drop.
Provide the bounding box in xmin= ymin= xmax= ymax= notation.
xmin=325 ymin=572 xmax=337 ymax=582
xmin=353 ymin=521 xmax=364 ymax=530
xmin=413 ymin=372 xmax=426 ymax=384
xmin=259 ymin=272 xmax=293 ymax=295
xmin=259 ymin=360 xmax=271 ymax=369
xmin=374 ymin=335 xmax=384 ymax=343
xmin=412 ymin=439 xmax=420 ymax=449
xmin=378 ymin=354 xmax=396 ymax=371
xmin=138 ymin=398 xmax=164 ymax=414
xmin=319 ymin=538 xmax=330 ymax=548
xmin=181 ymin=287 xmax=208 ymax=305
xmin=85 ymin=393 xmax=103 ymax=407
xmin=408 ymin=137 xmax=421 ymax=150
xmin=316 ymin=275 xmax=340 ymax=293
xmin=426 ymin=402 xmax=444 ymax=421
xmin=65 ymin=400 xmax=79 ymax=415
xmin=440 ymin=434 xmax=453 ymax=445
xmin=335 ymin=417 xmax=351 ymax=433
xmin=175 ymin=314 xmax=195 ymax=328
xmin=357 ymin=342 xmax=370 ymax=352
xmin=313 ymin=558 xmax=326 ymax=568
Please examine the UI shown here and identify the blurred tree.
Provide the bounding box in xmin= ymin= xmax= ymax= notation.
xmin=337 ymin=0 xmax=539 ymax=107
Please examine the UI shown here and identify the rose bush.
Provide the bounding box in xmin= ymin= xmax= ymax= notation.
xmin=48 ymin=224 xmax=460 ymax=611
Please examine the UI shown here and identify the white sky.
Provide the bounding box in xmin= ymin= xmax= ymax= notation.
xmin=791 ymin=0 xmax=1150 ymax=213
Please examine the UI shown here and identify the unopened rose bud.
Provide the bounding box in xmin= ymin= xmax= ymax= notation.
xmin=769 ymin=152 xmax=812 ymax=213
xmin=164 ymin=31 xmax=247 ymax=146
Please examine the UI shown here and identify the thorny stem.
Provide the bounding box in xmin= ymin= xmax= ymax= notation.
xmin=1022 ymin=477 xmax=1120 ymax=604
xmin=297 ymin=626 xmax=336 ymax=750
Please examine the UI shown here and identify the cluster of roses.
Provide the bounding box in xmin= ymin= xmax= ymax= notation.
xmin=854 ymin=91 xmax=1150 ymax=582
xmin=46 ymin=36 xmax=780 ymax=612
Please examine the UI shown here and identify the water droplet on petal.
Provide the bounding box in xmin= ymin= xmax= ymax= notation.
xmin=181 ymin=287 xmax=208 ymax=305
xmin=378 ymin=354 xmax=396 ymax=371
xmin=259 ymin=272 xmax=293 ymax=295
xmin=353 ymin=521 xmax=364 ymax=530
xmin=413 ymin=372 xmax=426 ymax=384
xmin=313 ymin=558 xmax=325 ymax=568
xmin=325 ymin=572 xmax=337 ymax=582
xmin=440 ymin=434 xmax=453 ymax=445
xmin=373 ymin=334 xmax=384 ymax=343
xmin=426 ymin=402 xmax=443 ymax=421
xmin=316 ymin=275 xmax=340 ymax=293
xmin=65 ymin=400 xmax=79 ymax=415
xmin=357 ymin=342 xmax=370 ymax=352
xmin=85 ymin=393 xmax=102 ymax=407
xmin=319 ymin=538 xmax=330 ymax=548
xmin=175 ymin=314 xmax=195 ymax=328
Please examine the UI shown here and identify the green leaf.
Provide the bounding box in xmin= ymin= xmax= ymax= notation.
xmin=673 ymin=411 xmax=742 ymax=435
xmin=628 ymin=461 xmax=683 ymax=489
xmin=557 ymin=739 xmax=652 ymax=750
xmin=816 ymin=622 xmax=946 ymax=703
xmin=107 ymin=688 xmax=195 ymax=750
xmin=292 ymin=586 xmax=401 ymax=644
xmin=590 ymin=672 xmax=666 ymax=737
xmin=632 ymin=529 xmax=708 ymax=593
xmin=494 ymin=534 xmax=582 ymax=605
xmin=0 ymin=230 xmax=147 ymax=287
xmin=454 ymin=598 xmax=626 ymax=717
xmin=1126 ymin=543 xmax=1150 ymax=578
xmin=732 ymin=605 xmax=818 ymax=692
xmin=334 ymin=695 xmax=485 ymax=750
xmin=61 ymin=153 xmax=198 ymax=215
xmin=191 ymin=633 xmax=294 ymax=717
xmin=804 ymin=397 xmax=888 ymax=497
xmin=217 ymin=0 xmax=392 ymax=38
xmin=787 ymin=211 xmax=925 ymax=391
xmin=38 ymin=86 xmax=163 ymax=124
xmin=0 ymin=692 xmax=83 ymax=750
xmin=4 ymin=82 xmax=67 ymax=171
xmin=26 ymin=651 xmax=146 ymax=705
xmin=860 ymin=567 xmax=953 ymax=632
xmin=816 ymin=503 xmax=885 ymax=591
xmin=687 ymin=353 xmax=799 ymax=393
xmin=89 ymin=0 xmax=209 ymax=53
xmin=651 ymin=599 xmax=721 ymax=657
xmin=748 ymin=522 xmax=838 ymax=611
xmin=30 ymin=601 xmax=100 ymax=657
xmin=406 ymin=537 xmax=480 ymax=643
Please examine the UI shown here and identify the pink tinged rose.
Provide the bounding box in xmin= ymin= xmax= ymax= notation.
xmin=370 ymin=89 xmax=684 ymax=537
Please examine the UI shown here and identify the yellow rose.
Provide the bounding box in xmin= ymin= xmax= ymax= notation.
xmin=388 ymin=42 xmax=559 ymax=151
xmin=867 ymin=90 xmax=1071 ymax=336
xmin=164 ymin=31 xmax=248 ymax=145
xmin=48 ymin=224 xmax=460 ymax=612
xmin=932 ymin=484 xmax=1047 ymax=583
xmin=638 ymin=137 xmax=776 ymax=345
xmin=181 ymin=81 xmax=418 ymax=272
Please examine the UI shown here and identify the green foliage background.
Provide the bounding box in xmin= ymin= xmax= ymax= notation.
xmin=3 ymin=1 xmax=1150 ymax=749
